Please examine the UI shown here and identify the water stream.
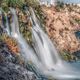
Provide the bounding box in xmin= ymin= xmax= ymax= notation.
xmin=9 ymin=8 xmax=48 ymax=78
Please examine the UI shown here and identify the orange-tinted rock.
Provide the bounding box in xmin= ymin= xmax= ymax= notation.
xmin=42 ymin=5 xmax=80 ymax=53
xmin=4 ymin=36 xmax=19 ymax=55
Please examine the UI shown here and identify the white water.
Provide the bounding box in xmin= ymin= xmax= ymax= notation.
xmin=5 ymin=16 xmax=10 ymax=36
xmin=9 ymin=8 xmax=48 ymax=75
xmin=30 ymin=8 xmax=62 ymax=68
xmin=10 ymin=8 xmax=20 ymax=37
xmin=10 ymin=8 xmax=38 ymax=64
xmin=29 ymin=8 xmax=80 ymax=79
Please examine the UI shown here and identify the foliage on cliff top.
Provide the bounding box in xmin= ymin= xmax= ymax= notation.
xmin=0 ymin=0 xmax=39 ymax=8
xmin=0 ymin=0 xmax=25 ymax=7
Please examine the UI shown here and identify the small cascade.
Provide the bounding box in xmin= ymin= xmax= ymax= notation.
xmin=10 ymin=8 xmax=37 ymax=63
xmin=0 ymin=9 xmax=10 ymax=35
xmin=5 ymin=16 xmax=11 ymax=36
xmin=10 ymin=8 xmax=20 ymax=37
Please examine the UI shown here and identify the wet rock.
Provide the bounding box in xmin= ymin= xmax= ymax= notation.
xmin=0 ymin=41 xmax=14 ymax=62
xmin=73 ymin=50 xmax=80 ymax=59
xmin=0 ymin=62 xmax=37 ymax=80
xmin=0 ymin=27 xmax=3 ymax=35
xmin=0 ymin=41 xmax=38 ymax=80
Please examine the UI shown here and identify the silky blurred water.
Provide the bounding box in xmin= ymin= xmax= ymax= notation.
xmin=75 ymin=31 xmax=80 ymax=39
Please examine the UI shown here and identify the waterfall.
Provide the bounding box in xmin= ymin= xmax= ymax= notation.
xmin=9 ymin=8 xmax=48 ymax=77
xmin=29 ymin=8 xmax=80 ymax=79
xmin=9 ymin=7 xmax=39 ymax=64
xmin=32 ymin=27 xmax=55 ymax=69
xmin=10 ymin=8 xmax=20 ymax=37
xmin=4 ymin=7 xmax=80 ymax=79
xmin=30 ymin=8 xmax=62 ymax=69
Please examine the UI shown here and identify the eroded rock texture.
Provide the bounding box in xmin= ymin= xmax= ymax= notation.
xmin=0 ymin=41 xmax=38 ymax=80
xmin=42 ymin=5 xmax=80 ymax=53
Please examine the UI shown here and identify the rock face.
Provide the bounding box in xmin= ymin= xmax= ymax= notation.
xmin=42 ymin=5 xmax=80 ymax=53
xmin=0 ymin=62 xmax=37 ymax=80
xmin=0 ymin=41 xmax=38 ymax=80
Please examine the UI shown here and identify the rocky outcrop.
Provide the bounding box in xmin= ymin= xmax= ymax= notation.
xmin=42 ymin=5 xmax=80 ymax=54
xmin=0 ymin=62 xmax=37 ymax=80
xmin=0 ymin=41 xmax=38 ymax=80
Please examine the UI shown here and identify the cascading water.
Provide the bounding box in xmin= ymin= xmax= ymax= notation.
xmin=0 ymin=9 xmax=10 ymax=35
xmin=30 ymin=7 xmax=68 ymax=69
xmin=5 ymin=16 xmax=11 ymax=36
xmin=4 ymin=7 xmax=80 ymax=79
xmin=0 ymin=10 xmax=4 ymax=29
xmin=10 ymin=8 xmax=20 ymax=37
xmin=9 ymin=8 xmax=38 ymax=64
xmin=9 ymin=8 xmax=48 ymax=77
xmin=29 ymin=7 xmax=80 ymax=79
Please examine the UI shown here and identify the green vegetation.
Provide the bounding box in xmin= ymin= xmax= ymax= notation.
xmin=0 ymin=0 xmax=42 ymax=44
xmin=19 ymin=22 xmax=32 ymax=44
xmin=74 ymin=18 xmax=80 ymax=24
xmin=56 ymin=1 xmax=64 ymax=11
xmin=0 ymin=34 xmax=4 ymax=41
xmin=25 ymin=0 xmax=39 ymax=8
xmin=0 ymin=0 xmax=40 ymax=12
xmin=60 ymin=51 xmax=78 ymax=62
xmin=1 ymin=0 xmax=25 ymax=7
xmin=0 ymin=0 xmax=40 ymax=8
xmin=35 ymin=5 xmax=45 ymax=25
xmin=0 ymin=33 xmax=8 ymax=41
